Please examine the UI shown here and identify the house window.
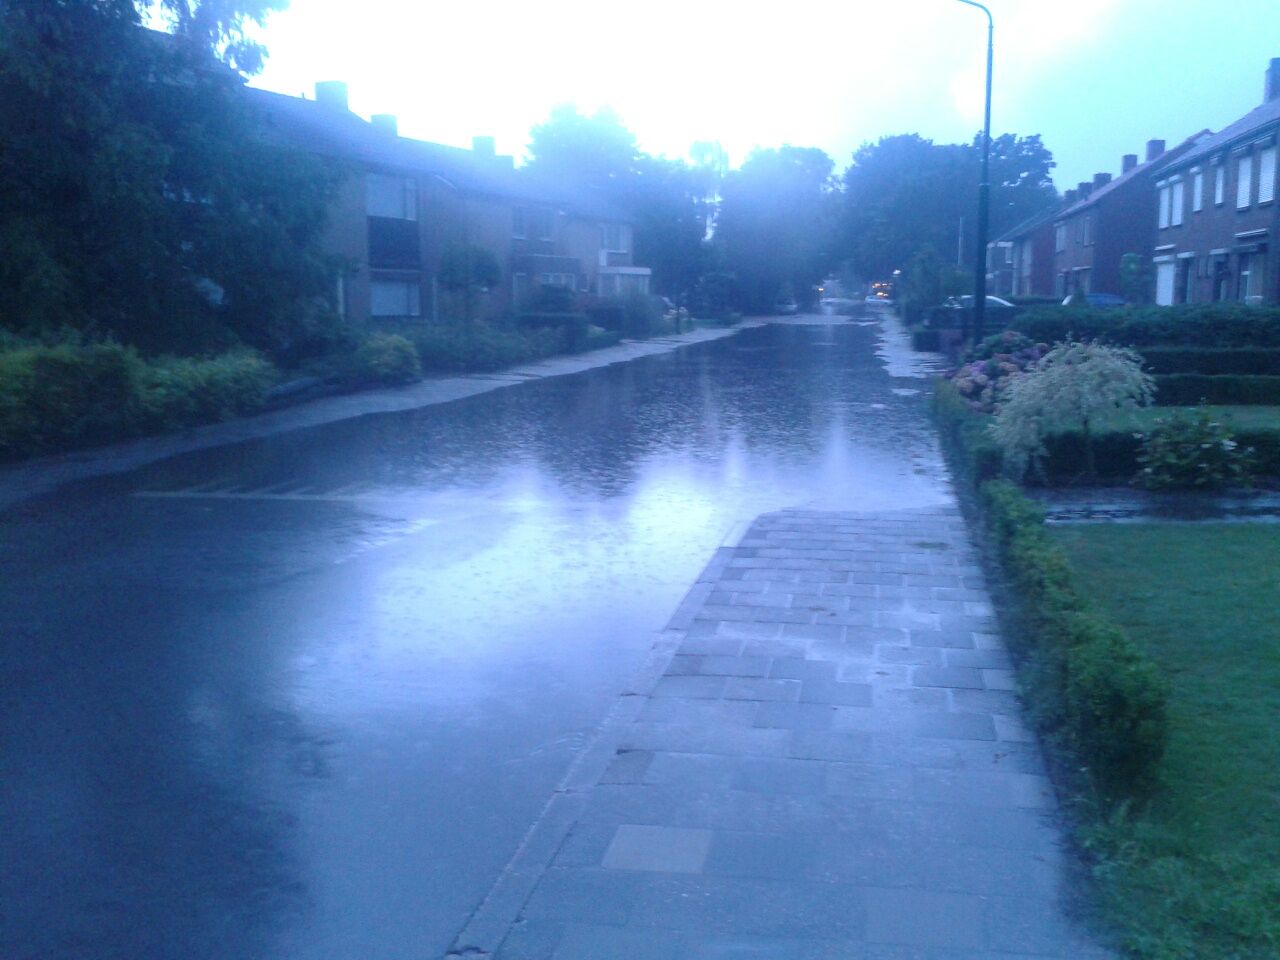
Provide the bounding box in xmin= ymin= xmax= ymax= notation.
xmin=370 ymin=278 xmax=421 ymax=317
xmin=1170 ymin=180 xmax=1184 ymax=226
xmin=1238 ymin=252 xmax=1264 ymax=302
xmin=513 ymin=272 xmax=529 ymax=303
xmin=1259 ymin=146 xmax=1277 ymax=204
xmin=1215 ymin=164 xmax=1226 ymax=205
xmin=1192 ymin=170 xmax=1204 ymax=212
xmin=366 ymin=174 xmax=417 ymax=220
xmin=540 ymin=272 xmax=576 ymax=290
xmin=1213 ymin=257 xmax=1231 ymax=301
xmin=1054 ymin=223 xmax=1065 ymax=252
xmin=602 ymin=223 xmax=629 ymax=253
xmin=1237 ymin=153 xmax=1253 ymax=209
xmin=1158 ymin=184 xmax=1171 ymax=229
xmin=513 ymin=207 xmax=554 ymax=240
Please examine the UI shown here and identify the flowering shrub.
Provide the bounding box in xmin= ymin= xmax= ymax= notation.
xmin=948 ymin=331 xmax=1049 ymax=413
xmin=1136 ymin=410 xmax=1255 ymax=490
xmin=990 ymin=340 xmax=1154 ymax=480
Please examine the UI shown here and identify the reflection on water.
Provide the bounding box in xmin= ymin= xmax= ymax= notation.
xmin=1 ymin=319 xmax=953 ymax=960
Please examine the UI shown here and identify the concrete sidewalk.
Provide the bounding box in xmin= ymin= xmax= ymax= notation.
xmin=454 ymin=507 xmax=1113 ymax=959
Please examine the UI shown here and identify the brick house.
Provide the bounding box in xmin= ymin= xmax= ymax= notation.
xmin=252 ymin=82 xmax=650 ymax=327
xmin=1150 ymin=59 xmax=1280 ymax=305
xmin=988 ymin=205 xmax=1061 ymax=298
xmin=1051 ymin=135 xmax=1205 ymax=300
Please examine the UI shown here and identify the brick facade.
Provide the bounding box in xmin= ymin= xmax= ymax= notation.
xmin=1149 ymin=60 xmax=1280 ymax=306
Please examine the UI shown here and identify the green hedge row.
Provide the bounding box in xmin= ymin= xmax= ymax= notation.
xmin=0 ymin=342 xmax=275 ymax=459
xmin=1140 ymin=347 xmax=1280 ymax=375
xmin=1154 ymin=374 xmax=1280 ymax=406
xmin=1017 ymin=305 xmax=1280 ymax=348
xmin=981 ymin=481 xmax=1170 ymax=799
xmin=933 ymin=380 xmax=1280 ymax=482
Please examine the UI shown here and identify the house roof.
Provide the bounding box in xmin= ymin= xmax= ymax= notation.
xmin=1053 ymin=130 xmax=1211 ymax=220
xmin=247 ymin=87 xmax=631 ymax=222
xmin=994 ymin=203 xmax=1062 ymax=243
xmin=1167 ymin=97 xmax=1280 ymax=170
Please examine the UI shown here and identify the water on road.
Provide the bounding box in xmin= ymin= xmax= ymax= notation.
xmin=0 ymin=313 xmax=951 ymax=960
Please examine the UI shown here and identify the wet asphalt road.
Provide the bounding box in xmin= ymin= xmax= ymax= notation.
xmin=0 ymin=312 xmax=950 ymax=960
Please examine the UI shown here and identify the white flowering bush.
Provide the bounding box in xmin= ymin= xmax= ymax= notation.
xmin=990 ymin=340 xmax=1154 ymax=480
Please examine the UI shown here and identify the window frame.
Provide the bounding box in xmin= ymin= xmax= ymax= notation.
xmin=1259 ymin=146 xmax=1277 ymax=204
xmin=1237 ymin=153 xmax=1254 ymax=209
xmin=1191 ymin=169 xmax=1204 ymax=212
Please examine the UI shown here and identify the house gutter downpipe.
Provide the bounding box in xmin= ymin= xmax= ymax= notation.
xmin=954 ymin=0 xmax=993 ymax=344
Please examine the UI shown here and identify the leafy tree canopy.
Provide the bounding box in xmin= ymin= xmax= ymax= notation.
xmin=714 ymin=146 xmax=838 ymax=312
xmin=523 ymin=106 xmax=718 ymax=300
xmin=0 ymin=0 xmax=341 ymax=362
xmin=840 ymin=132 xmax=1058 ymax=283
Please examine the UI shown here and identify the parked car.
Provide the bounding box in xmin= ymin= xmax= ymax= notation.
xmin=774 ymin=297 xmax=799 ymax=315
xmin=1062 ymin=292 xmax=1127 ymax=308
xmin=944 ymin=295 xmax=1016 ymax=309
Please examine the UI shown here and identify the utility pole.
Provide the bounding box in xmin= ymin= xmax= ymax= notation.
xmin=954 ymin=0 xmax=993 ymax=343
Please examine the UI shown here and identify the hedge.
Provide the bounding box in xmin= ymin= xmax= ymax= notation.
xmin=933 ymin=379 xmax=1280 ymax=482
xmin=1017 ymin=304 xmax=1280 ymax=348
xmin=1139 ymin=347 xmax=1280 ymax=375
xmin=980 ymin=480 xmax=1170 ymax=799
xmin=1154 ymin=374 xmax=1280 ymax=406
xmin=0 ymin=342 xmax=274 ymax=459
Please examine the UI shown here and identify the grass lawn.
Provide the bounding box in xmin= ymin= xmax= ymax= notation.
xmin=1053 ymin=522 xmax=1280 ymax=958
xmin=1095 ymin=405 xmax=1280 ymax=433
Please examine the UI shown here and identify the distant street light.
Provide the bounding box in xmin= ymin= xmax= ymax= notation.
xmin=954 ymin=0 xmax=993 ymax=343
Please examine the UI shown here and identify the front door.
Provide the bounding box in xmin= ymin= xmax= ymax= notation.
xmin=1155 ymin=260 xmax=1176 ymax=306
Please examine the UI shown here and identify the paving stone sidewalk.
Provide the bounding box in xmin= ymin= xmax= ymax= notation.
xmin=485 ymin=507 xmax=1114 ymax=959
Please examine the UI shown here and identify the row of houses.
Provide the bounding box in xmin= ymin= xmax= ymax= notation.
xmin=252 ymin=81 xmax=651 ymax=328
xmin=989 ymin=57 xmax=1280 ymax=307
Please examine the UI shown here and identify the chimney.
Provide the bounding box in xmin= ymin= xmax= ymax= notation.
xmin=1093 ymin=172 xmax=1112 ymax=189
xmin=371 ymin=114 xmax=398 ymax=135
xmin=1146 ymin=139 xmax=1166 ymax=162
xmin=1122 ymin=153 xmax=1139 ymax=173
xmin=315 ymin=81 xmax=349 ymax=111
xmin=1064 ymin=188 xmax=1077 ymax=205
xmin=1077 ymin=181 xmax=1093 ymax=199
xmin=1267 ymin=57 xmax=1280 ymax=102
xmin=472 ymin=136 xmax=496 ymax=158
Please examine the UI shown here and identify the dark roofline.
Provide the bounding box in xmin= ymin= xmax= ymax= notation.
xmin=993 ymin=203 xmax=1062 ymax=243
xmin=1162 ymin=98 xmax=1280 ymax=172
xmin=1053 ymin=130 xmax=1211 ymax=219
xmin=247 ymin=87 xmax=634 ymax=223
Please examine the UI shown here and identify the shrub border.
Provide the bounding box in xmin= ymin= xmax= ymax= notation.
xmin=933 ymin=383 xmax=1170 ymax=803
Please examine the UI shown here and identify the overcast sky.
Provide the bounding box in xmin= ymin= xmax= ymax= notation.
xmin=249 ymin=0 xmax=1279 ymax=191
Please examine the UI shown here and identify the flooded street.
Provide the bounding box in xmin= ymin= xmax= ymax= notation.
xmin=1 ymin=312 xmax=953 ymax=960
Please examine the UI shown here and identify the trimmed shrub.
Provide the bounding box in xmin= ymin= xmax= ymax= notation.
xmin=981 ymin=480 xmax=1169 ymax=800
xmin=415 ymin=322 xmax=560 ymax=373
xmin=1136 ymin=410 xmax=1255 ymax=490
xmin=0 ymin=341 xmax=275 ymax=458
xmin=351 ymin=333 xmax=422 ymax=386
xmin=583 ymin=325 xmax=622 ymax=352
xmin=516 ymin=312 xmax=590 ymax=353
xmin=933 ymin=379 xmax=1004 ymax=482
xmin=1016 ymin=304 xmax=1280 ymax=348
xmin=141 ymin=350 xmax=275 ymax=427
xmin=1139 ymin=347 xmax=1280 ymax=375
xmin=1154 ymin=374 xmax=1280 ymax=406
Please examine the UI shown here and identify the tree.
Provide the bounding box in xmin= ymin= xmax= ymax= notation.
xmin=990 ymin=341 xmax=1154 ymax=481
xmin=840 ymin=132 xmax=1058 ymax=286
xmin=523 ymin=106 xmax=716 ymax=301
xmin=438 ymin=243 xmax=502 ymax=321
xmin=0 ymin=0 xmax=340 ymax=362
xmin=713 ymin=146 xmax=837 ymax=312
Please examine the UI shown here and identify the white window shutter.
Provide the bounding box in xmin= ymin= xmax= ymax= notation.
xmin=1237 ymin=154 xmax=1253 ymax=209
xmin=1259 ymin=147 xmax=1277 ymax=204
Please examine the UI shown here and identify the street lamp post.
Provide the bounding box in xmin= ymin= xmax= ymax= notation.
xmin=955 ymin=0 xmax=993 ymax=344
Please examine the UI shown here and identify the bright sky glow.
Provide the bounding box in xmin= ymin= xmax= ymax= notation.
xmin=250 ymin=0 xmax=1280 ymax=189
